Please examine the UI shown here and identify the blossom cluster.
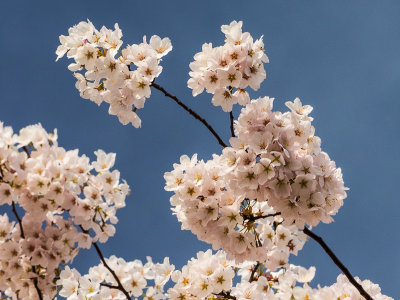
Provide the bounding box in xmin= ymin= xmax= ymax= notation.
xmin=0 ymin=122 xmax=129 ymax=299
xmin=58 ymin=255 xmax=174 ymax=299
xmin=229 ymin=97 xmax=347 ymax=228
xmin=57 ymin=250 xmax=393 ymax=300
xmin=165 ymin=97 xmax=347 ymax=264
xmin=188 ymin=20 xmax=269 ymax=112
xmin=165 ymin=153 xmax=306 ymax=265
xmin=0 ymin=19 xmax=391 ymax=300
xmin=168 ymin=249 xmax=234 ymax=299
xmin=56 ymin=20 xmax=172 ymax=127
xmin=232 ymin=260 xmax=393 ymax=300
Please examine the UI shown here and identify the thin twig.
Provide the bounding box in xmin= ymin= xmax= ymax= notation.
xmin=151 ymin=82 xmax=228 ymax=148
xmin=78 ymin=226 xmax=130 ymax=299
xmin=229 ymin=111 xmax=235 ymax=137
xmin=32 ymin=266 xmax=43 ymax=300
xmin=242 ymin=212 xmax=281 ymax=223
xmin=303 ymin=227 xmax=373 ymax=300
xmin=92 ymin=242 xmax=131 ymax=299
xmin=213 ymin=291 xmax=236 ymax=299
xmin=22 ymin=146 xmax=30 ymax=158
xmin=11 ymin=201 xmax=25 ymax=239
xmin=100 ymin=282 xmax=120 ymax=290
xmin=249 ymin=262 xmax=260 ymax=282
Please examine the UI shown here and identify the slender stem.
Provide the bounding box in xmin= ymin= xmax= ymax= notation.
xmin=100 ymin=282 xmax=120 ymax=290
xmin=229 ymin=111 xmax=235 ymax=137
xmin=151 ymin=82 xmax=228 ymax=148
xmin=92 ymin=241 xmax=131 ymax=299
xmin=303 ymin=227 xmax=373 ymax=300
xmin=78 ymin=226 xmax=130 ymax=299
xmin=92 ymin=242 xmax=131 ymax=299
xmin=11 ymin=201 xmax=43 ymax=300
xmin=242 ymin=212 xmax=281 ymax=223
xmin=12 ymin=201 xmax=25 ymax=239
xmin=32 ymin=266 xmax=43 ymax=300
xmin=249 ymin=262 xmax=260 ymax=282
xmin=22 ymin=146 xmax=30 ymax=158
xmin=214 ymin=291 xmax=236 ymax=299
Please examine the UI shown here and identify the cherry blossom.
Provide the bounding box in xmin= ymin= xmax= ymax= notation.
xmin=56 ymin=20 xmax=172 ymax=127
xmin=188 ymin=21 xmax=268 ymax=112
xmin=57 ymin=251 xmax=393 ymax=300
xmin=0 ymin=19 xmax=392 ymax=300
xmin=0 ymin=122 xmax=129 ymax=299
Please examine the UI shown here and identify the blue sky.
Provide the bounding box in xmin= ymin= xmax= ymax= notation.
xmin=0 ymin=0 xmax=399 ymax=298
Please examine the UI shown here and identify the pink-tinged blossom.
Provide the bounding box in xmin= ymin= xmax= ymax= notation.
xmin=57 ymin=20 xmax=172 ymax=127
xmin=0 ymin=123 xmax=129 ymax=299
xmin=188 ymin=21 xmax=269 ymax=112
xmin=165 ymin=98 xmax=347 ymax=264
xmin=60 ymin=252 xmax=392 ymax=300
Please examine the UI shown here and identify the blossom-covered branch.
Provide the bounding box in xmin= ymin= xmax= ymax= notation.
xmin=11 ymin=201 xmax=43 ymax=300
xmin=56 ymin=20 xmax=172 ymax=127
xmin=58 ymin=250 xmax=391 ymax=299
xmin=92 ymin=242 xmax=131 ymax=299
xmin=0 ymin=122 xmax=129 ymax=299
xmin=14 ymin=19 xmax=389 ymax=300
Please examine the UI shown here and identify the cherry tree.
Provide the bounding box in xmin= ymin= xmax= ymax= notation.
xmin=0 ymin=20 xmax=393 ymax=300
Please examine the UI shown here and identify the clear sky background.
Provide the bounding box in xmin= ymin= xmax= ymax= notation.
xmin=0 ymin=0 xmax=399 ymax=298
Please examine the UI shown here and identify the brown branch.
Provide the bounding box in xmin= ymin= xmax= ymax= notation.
xmin=78 ymin=226 xmax=130 ymax=299
xmin=213 ymin=291 xmax=236 ymax=299
xmin=100 ymin=282 xmax=120 ymax=290
xmin=92 ymin=242 xmax=131 ymax=299
xmin=249 ymin=262 xmax=260 ymax=282
xmin=22 ymin=146 xmax=30 ymax=158
xmin=242 ymin=212 xmax=281 ymax=223
xmin=151 ymin=82 xmax=228 ymax=148
xmin=11 ymin=201 xmax=25 ymax=239
xmin=303 ymin=227 xmax=373 ymax=300
xmin=229 ymin=111 xmax=235 ymax=137
xmin=32 ymin=266 xmax=43 ymax=300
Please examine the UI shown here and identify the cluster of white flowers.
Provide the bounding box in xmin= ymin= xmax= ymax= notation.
xmin=188 ymin=21 xmax=269 ymax=112
xmin=225 ymin=96 xmax=347 ymax=228
xmin=165 ymin=153 xmax=306 ymax=265
xmin=0 ymin=122 xmax=129 ymax=299
xmin=0 ymin=19 xmax=392 ymax=300
xmin=57 ymin=250 xmax=393 ymax=300
xmin=232 ymin=261 xmax=393 ymax=300
xmin=165 ymin=97 xmax=347 ymax=264
xmin=56 ymin=20 xmax=172 ymax=127
xmin=58 ymin=256 xmax=174 ymax=299
xmin=168 ymin=249 xmax=234 ymax=299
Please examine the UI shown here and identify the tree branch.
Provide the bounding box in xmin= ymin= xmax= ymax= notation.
xmin=242 ymin=212 xmax=281 ymax=223
xmin=151 ymin=82 xmax=228 ymax=148
xmin=32 ymin=266 xmax=43 ymax=300
xmin=100 ymin=282 xmax=120 ymax=290
xmin=249 ymin=262 xmax=260 ymax=282
xmin=92 ymin=242 xmax=131 ymax=299
xmin=78 ymin=225 xmax=131 ymax=299
xmin=303 ymin=227 xmax=373 ymax=300
xmin=229 ymin=111 xmax=235 ymax=137
xmin=12 ymin=201 xmax=43 ymax=300
xmin=213 ymin=291 xmax=236 ymax=299
xmin=12 ymin=201 xmax=25 ymax=239
xmin=22 ymin=146 xmax=31 ymax=158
